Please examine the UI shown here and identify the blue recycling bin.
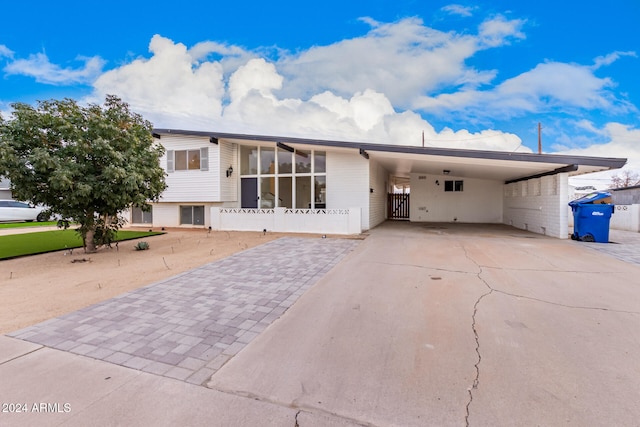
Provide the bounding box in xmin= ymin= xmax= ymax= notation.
xmin=569 ymin=192 xmax=614 ymax=243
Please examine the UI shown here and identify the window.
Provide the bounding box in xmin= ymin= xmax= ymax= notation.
xmin=260 ymin=147 xmax=275 ymax=174
xmin=296 ymin=176 xmax=311 ymax=208
xmin=314 ymin=176 xmax=326 ymax=207
xmin=295 ymin=150 xmax=311 ymax=173
xmin=314 ymin=151 xmax=326 ymax=173
xmin=260 ymin=177 xmax=275 ymax=208
xmin=131 ymin=206 xmax=153 ymax=224
xmin=180 ymin=205 xmax=205 ymax=225
xmin=278 ymin=150 xmax=293 ymax=173
xmin=240 ymin=146 xmax=258 ymax=175
xmin=279 ymin=177 xmax=293 ymax=208
xmin=444 ymin=180 xmax=463 ymax=192
xmin=167 ymin=148 xmax=208 ymax=172
xmin=240 ymin=146 xmax=327 ymax=209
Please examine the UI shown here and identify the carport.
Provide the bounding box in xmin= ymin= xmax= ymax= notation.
xmin=362 ymin=144 xmax=626 ymax=238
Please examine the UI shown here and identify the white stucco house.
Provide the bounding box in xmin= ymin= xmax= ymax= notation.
xmin=136 ymin=129 xmax=626 ymax=239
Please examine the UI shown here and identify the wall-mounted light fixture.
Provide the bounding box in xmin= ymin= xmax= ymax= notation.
xmin=152 ymin=133 xmax=161 ymax=139
xmin=443 ymin=170 xmax=450 ymax=175
xmin=209 ymin=137 xmax=219 ymax=144
xmin=370 ymin=188 xmax=374 ymax=193
xmin=226 ymin=166 xmax=233 ymax=177
xmin=359 ymin=148 xmax=369 ymax=160
xmin=435 ymin=180 xmax=440 ymax=186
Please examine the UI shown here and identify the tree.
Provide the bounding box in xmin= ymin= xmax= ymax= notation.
xmin=0 ymin=95 xmax=167 ymax=253
xmin=609 ymin=170 xmax=640 ymax=189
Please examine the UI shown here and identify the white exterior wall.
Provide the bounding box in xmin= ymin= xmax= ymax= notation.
xmin=609 ymin=205 xmax=640 ymax=232
xmin=369 ymin=159 xmax=388 ymax=229
xmin=219 ymin=142 xmax=238 ymax=202
xmin=159 ymin=134 xmax=220 ymax=202
xmin=150 ymin=202 xmax=225 ymax=228
xmin=326 ymin=151 xmax=370 ymax=230
xmin=503 ymin=173 xmax=569 ymax=238
xmin=409 ymin=173 xmax=503 ymax=223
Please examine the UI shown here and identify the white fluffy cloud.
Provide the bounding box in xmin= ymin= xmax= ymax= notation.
xmin=0 ymin=45 xmax=14 ymax=59
xmin=2 ymin=15 xmax=635 ymax=163
xmin=277 ymin=16 xmax=524 ymax=107
xmin=441 ymin=4 xmax=476 ymax=17
xmin=559 ymin=123 xmax=640 ymax=188
xmin=92 ymin=35 xmax=226 ymax=128
xmin=4 ymin=53 xmax=104 ymax=85
xmin=78 ymin=24 xmax=531 ymax=150
xmin=416 ymin=61 xmax=634 ymax=118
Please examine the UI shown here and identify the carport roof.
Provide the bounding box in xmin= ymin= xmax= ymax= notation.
xmin=153 ymin=129 xmax=627 ymax=183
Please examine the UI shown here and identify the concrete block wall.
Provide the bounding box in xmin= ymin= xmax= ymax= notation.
xmin=503 ymin=173 xmax=569 ymax=238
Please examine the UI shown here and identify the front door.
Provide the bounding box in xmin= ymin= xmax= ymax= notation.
xmin=241 ymin=178 xmax=258 ymax=208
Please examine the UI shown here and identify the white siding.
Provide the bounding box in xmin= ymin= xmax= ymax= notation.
xmin=326 ymin=151 xmax=370 ymax=230
xmin=159 ymin=134 xmax=220 ymax=202
xmin=410 ymin=173 xmax=503 ymax=223
xmin=503 ymin=173 xmax=569 ymax=238
xmin=219 ymin=142 xmax=238 ymax=202
xmin=369 ymin=159 xmax=388 ymax=228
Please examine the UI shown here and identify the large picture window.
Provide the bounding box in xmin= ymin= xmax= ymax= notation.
xmin=240 ymin=146 xmax=327 ymax=209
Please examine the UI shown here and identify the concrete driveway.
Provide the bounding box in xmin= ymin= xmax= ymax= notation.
xmin=2 ymin=222 xmax=640 ymax=426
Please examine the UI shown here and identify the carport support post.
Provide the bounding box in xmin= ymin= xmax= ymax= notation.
xmin=556 ymin=173 xmax=569 ymax=238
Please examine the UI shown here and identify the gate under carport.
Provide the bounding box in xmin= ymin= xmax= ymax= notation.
xmin=388 ymin=193 xmax=410 ymax=219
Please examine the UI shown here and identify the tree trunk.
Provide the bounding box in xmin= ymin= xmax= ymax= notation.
xmin=85 ymin=227 xmax=97 ymax=253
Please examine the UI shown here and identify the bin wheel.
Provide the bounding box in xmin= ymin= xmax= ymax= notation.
xmin=570 ymin=233 xmax=577 ymax=241
xmin=582 ymin=234 xmax=595 ymax=242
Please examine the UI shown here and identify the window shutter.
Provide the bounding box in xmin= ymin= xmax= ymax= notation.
xmin=167 ymin=150 xmax=174 ymax=173
xmin=200 ymin=147 xmax=209 ymax=171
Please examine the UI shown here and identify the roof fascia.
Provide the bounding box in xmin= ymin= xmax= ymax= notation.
xmin=152 ymin=128 xmax=627 ymax=170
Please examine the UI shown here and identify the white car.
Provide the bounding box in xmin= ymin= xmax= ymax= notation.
xmin=0 ymin=200 xmax=48 ymax=222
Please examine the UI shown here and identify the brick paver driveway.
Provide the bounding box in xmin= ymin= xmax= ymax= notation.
xmin=9 ymin=237 xmax=360 ymax=385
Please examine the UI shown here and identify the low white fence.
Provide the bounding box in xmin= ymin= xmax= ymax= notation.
xmin=210 ymin=207 xmax=362 ymax=235
xmin=610 ymin=204 xmax=640 ymax=232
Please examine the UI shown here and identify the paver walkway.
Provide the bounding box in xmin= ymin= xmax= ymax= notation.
xmin=581 ymin=228 xmax=640 ymax=265
xmin=9 ymin=237 xmax=360 ymax=386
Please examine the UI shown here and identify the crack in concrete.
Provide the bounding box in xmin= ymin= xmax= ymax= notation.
xmin=461 ymin=243 xmax=493 ymax=427
xmin=491 ymin=288 xmax=640 ymax=315
xmin=459 ymin=242 xmax=640 ymax=426
xmin=294 ymin=409 xmax=301 ymax=427
xmin=369 ymin=260 xmax=478 ymax=275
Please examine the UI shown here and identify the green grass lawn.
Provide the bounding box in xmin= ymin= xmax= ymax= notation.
xmin=0 ymin=221 xmax=60 ymax=229
xmin=0 ymin=229 xmax=164 ymax=260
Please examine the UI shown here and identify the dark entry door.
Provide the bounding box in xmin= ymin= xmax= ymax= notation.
xmin=241 ymin=178 xmax=258 ymax=208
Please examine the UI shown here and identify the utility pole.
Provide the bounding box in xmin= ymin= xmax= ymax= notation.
xmin=538 ymin=122 xmax=542 ymax=154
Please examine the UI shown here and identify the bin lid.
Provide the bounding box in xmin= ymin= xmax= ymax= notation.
xmin=569 ymin=191 xmax=612 ymax=206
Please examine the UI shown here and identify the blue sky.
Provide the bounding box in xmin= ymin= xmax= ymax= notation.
xmin=1 ymin=0 xmax=639 ymax=183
